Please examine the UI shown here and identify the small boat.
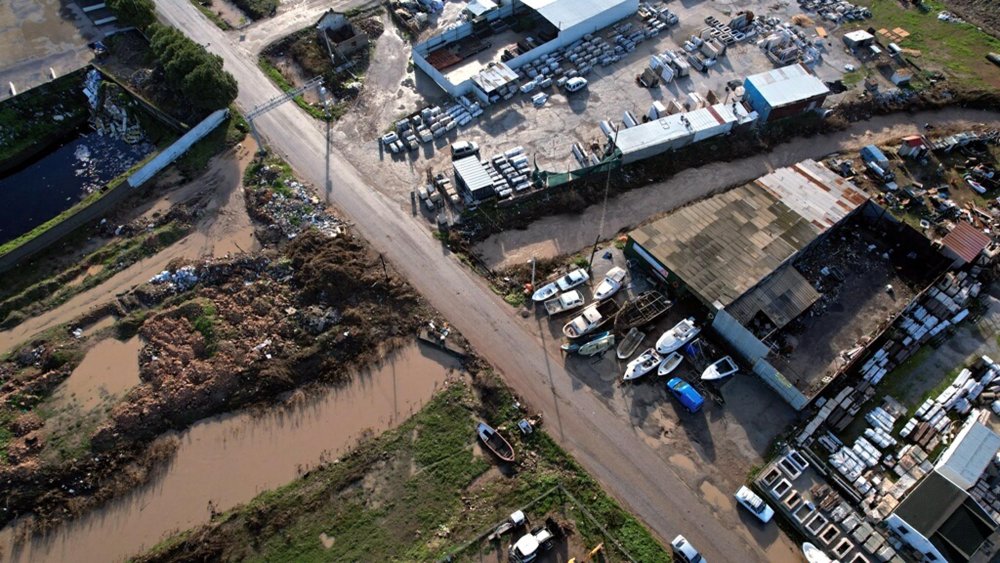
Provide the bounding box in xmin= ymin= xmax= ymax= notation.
xmin=561 ymin=330 xmax=610 ymax=354
xmin=593 ymin=266 xmax=627 ymax=301
xmin=623 ymin=348 xmax=662 ymax=381
xmin=577 ymin=332 xmax=615 ymax=356
xmin=543 ymin=290 xmax=585 ymax=316
xmin=563 ymin=299 xmax=620 ymax=339
xmin=477 ymin=422 xmax=515 ymax=462
xmin=531 ymin=268 xmax=590 ymax=302
xmin=702 ymin=356 xmax=739 ymax=381
xmin=656 ymin=351 xmax=683 ymax=377
xmin=614 ymin=290 xmax=672 ymax=332
xmin=655 ymin=318 xmax=701 ymax=354
xmin=616 ymin=328 xmax=644 ymax=360
xmin=802 ymin=543 xmax=833 ymax=563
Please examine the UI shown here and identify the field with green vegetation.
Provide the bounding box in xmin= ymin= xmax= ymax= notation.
xmin=139 ymin=374 xmax=670 ymax=562
xmin=851 ymin=0 xmax=1000 ymax=90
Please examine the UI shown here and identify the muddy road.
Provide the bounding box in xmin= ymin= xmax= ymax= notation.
xmin=475 ymin=108 xmax=1000 ymax=269
xmin=0 ymin=344 xmax=460 ymax=562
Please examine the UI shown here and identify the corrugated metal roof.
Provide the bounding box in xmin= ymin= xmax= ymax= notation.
xmin=614 ymin=102 xmax=743 ymax=158
xmin=936 ymin=419 xmax=1000 ymax=490
xmin=470 ymin=62 xmax=519 ymax=93
xmin=726 ymin=266 xmax=820 ymax=328
xmin=453 ymin=156 xmax=493 ymax=192
xmin=745 ymin=63 xmax=829 ymax=109
xmin=941 ymin=221 xmax=991 ymax=264
xmin=520 ymin=0 xmax=635 ymax=31
xmin=893 ymin=471 xmax=968 ymax=536
xmin=630 ymin=159 xmax=865 ymax=309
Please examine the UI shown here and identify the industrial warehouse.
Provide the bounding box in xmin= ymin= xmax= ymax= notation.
xmin=412 ymin=0 xmax=639 ymax=100
xmin=625 ymin=159 xmax=946 ymax=409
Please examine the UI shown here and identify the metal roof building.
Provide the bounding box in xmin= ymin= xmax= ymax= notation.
xmin=936 ymin=417 xmax=1000 ymax=490
xmin=941 ymin=221 xmax=992 ymax=266
xmin=625 ymin=159 xmax=868 ymax=410
xmin=743 ymin=64 xmax=830 ymax=122
xmin=614 ymin=102 xmax=756 ymax=164
xmin=453 ymin=156 xmax=495 ymax=201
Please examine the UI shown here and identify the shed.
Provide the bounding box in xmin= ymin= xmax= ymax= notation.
xmin=742 ymin=64 xmax=829 ymax=122
xmin=936 ymin=418 xmax=1000 ymax=490
xmin=843 ymin=30 xmax=874 ymax=49
xmin=453 ymin=156 xmax=495 ymax=201
xmin=316 ymin=10 xmax=370 ymax=58
xmin=941 ymin=222 xmax=991 ymax=266
xmin=860 ymin=145 xmax=889 ymax=167
xmin=898 ymin=135 xmax=928 ymax=159
xmin=464 ymin=0 xmax=498 ymax=19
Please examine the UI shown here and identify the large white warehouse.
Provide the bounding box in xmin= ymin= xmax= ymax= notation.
xmin=412 ymin=0 xmax=638 ymax=101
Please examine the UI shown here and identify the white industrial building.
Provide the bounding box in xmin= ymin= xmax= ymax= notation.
xmin=612 ymin=101 xmax=758 ymax=164
xmin=412 ymin=0 xmax=638 ymax=101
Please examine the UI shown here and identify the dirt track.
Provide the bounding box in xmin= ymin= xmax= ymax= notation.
xmin=0 ymin=143 xmax=258 ymax=353
xmin=475 ymin=108 xmax=1000 ymax=269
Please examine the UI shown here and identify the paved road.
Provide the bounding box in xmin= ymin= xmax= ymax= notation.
xmin=155 ymin=3 xmax=794 ymax=561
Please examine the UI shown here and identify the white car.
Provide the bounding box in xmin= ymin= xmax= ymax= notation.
xmin=671 ymin=535 xmax=705 ymax=563
xmin=735 ymin=485 xmax=775 ymax=523
xmin=565 ymin=77 xmax=588 ymax=93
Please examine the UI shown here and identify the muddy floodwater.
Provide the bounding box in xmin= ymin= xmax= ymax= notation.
xmin=51 ymin=335 xmax=140 ymax=411
xmin=0 ymin=343 xmax=460 ymax=562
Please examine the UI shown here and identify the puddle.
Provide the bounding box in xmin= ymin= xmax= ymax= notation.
xmin=51 ymin=336 xmax=140 ymax=411
xmin=699 ymin=480 xmax=730 ymax=511
xmin=67 ymin=264 xmax=104 ymax=288
xmin=78 ymin=314 xmax=115 ymax=339
xmin=0 ymin=343 xmax=459 ymax=562
xmin=669 ymin=453 xmax=696 ymax=474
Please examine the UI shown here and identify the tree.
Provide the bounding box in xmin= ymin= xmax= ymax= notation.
xmin=182 ymin=61 xmax=238 ymax=113
xmin=146 ymin=23 xmax=239 ymax=116
xmin=107 ymin=0 xmax=156 ymax=31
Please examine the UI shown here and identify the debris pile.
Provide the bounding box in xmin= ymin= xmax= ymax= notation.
xmin=244 ymin=161 xmax=345 ymax=241
xmin=149 ymin=266 xmax=199 ymax=292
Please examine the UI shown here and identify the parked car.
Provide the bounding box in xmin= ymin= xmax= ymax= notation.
xmin=565 ymin=77 xmax=588 ymax=93
xmin=450 ymin=140 xmax=479 ymax=159
xmin=671 ymin=535 xmax=705 ymax=563
xmin=666 ymin=377 xmax=704 ymax=413
xmin=734 ymin=485 xmax=775 ymax=523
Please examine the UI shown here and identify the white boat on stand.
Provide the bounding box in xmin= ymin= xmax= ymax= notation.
xmin=531 ymin=268 xmax=590 ymax=302
xmin=616 ymin=327 xmax=644 ymax=360
xmin=543 ymin=290 xmax=585 ymax=316
xmin=623 ymin=348 xmax=662 ymax=381
xmin=577 ymin=332 xmax=615 ymax=356
xmin=655 ymin=318 xmax=701 ymax=354
xmin=656 ymin=351 xmax=683 ymax=377
xmin=702 ymin=356 xmax=739 ymax=381
xmin=593 ymin=266 xmax=627 ymax=301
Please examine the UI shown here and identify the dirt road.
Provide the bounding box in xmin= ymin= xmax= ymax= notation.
xmin=475 ymin=108 xmax=1000 ymax=269
xmin=148 ymin=3 xmax=806 ymax=561
xmin=0 ymin=144 xmax=257 ymax=352
xmin=238 ymin=0 xmax=371 ymax=54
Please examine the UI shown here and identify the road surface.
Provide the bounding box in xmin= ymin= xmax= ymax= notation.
xmin=125 ymin=3 xmax=806 ymax=560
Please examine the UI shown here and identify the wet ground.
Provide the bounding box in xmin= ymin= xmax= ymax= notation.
xmin=0 ymin=0 xmax=100 ymax=100
xmin=0 ymin=342 xmax=462 ymax=562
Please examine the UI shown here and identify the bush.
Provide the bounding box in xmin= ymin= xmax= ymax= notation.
xmin=148 ymin=24 xmax=238 ymax=116
xmin=232 ymin=0 xmax=278 ymax=20
xmin=107 ymin=0 xmax=156 ymax=30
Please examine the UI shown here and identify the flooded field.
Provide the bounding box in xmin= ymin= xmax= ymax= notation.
xmin=0 ymin=343 xmax=461 ymax=562
xmin=50 ymin=335 xmax=140 ymax=411
xmin=0 ymin=131 xmax=153 ymax=245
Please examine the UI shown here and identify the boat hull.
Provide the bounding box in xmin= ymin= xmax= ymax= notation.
xmin=656 ymin=351 xmax=683 ymax=376
xmin=616 ymin=328 xmax=644 ymax=360
xmin=477 ymin=422 xmax=515 ymax=462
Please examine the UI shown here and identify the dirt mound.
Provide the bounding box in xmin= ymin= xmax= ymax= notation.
xmin=945 ymin=0 xmax=1000 ymax=38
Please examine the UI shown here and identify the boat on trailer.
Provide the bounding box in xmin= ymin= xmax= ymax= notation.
xmin=656 ymin=351 xmax=684 ymax=376
xmin=623 ymin=348 xmax=662 ymax=381
xmin=614 ymin=290 xmax=672 ymax=332
xmin=616 ymin=327 xmax=644 ymax=359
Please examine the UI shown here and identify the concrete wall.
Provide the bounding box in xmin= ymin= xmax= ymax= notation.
xmin=128 ymin=108 xmax=228 ymax=187
xmin=712 ymin=309 xmax=809 ymax=410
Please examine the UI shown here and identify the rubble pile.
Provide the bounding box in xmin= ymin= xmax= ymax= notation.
xmin=244 ymin=161 xmax=344 ymax=242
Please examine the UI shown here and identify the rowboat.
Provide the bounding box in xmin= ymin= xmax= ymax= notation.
xmin=655 ymin=318 xmax=700 ymax=354
xmin=702 ymin=356 xmax=738 ymax=381
xmin=623 ymin=348 xmax=662 ymax=381
xmin=656 ymin=351 xmax=683 ymax=376
xmin=477 ymin=422 xmax=515 ymax=462
xmin=577 ymin=332 xmax=615 ymax=356
xmin=593 ymin=266 xmax=627 ymax=301
xmin=616 ymin=327 xmax=644 ymax=359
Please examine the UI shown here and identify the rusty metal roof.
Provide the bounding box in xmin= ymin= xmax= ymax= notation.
xmin=941 ymin=222 xmax=991 ymax=264
xmin=726 ymin=266 xmax=821 ymax=328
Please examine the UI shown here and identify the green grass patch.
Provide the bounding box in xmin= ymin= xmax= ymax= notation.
xmin=256 ymin=57 xmax=331 ymax=122
xmin=189 ymin=0 xmax=232 ymax=30
xmin=851 ymin=0 xmax=1000 ymax=90
xmin=504 ymin=290 xmax=527 ymax=308
xmin=139 ymin=380 xmax=669 ymax=562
